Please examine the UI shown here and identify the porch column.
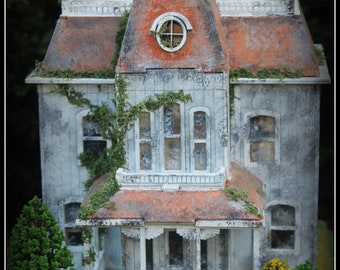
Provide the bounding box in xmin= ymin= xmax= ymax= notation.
xmin=253 ymin=228 xmax=260 ymax=270
xmin=196 ymin=228 xmax=201 ymax=270
xmin=140 ymin=227 xmax=146 ymax=270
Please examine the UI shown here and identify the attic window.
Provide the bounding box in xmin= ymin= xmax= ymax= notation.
xmin=150 ymin=12 xmax=192 ymax=52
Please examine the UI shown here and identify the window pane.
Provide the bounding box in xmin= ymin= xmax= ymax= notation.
xmin=159 ymin=20 xmax=183 ymax=49
xmin=66 ymin=228 xmax=83 ymax=246
xmin=194 ymin=111 xmax=206 ymax=139
xmin=84 ymin=140 xmax=107 ymax=156
xmin=201 ymin=240 xmax=208 ymax=270
xmin=164 ymin=104 xmax=180 ymax=135
xmin=271 ymin=230 xmax=294 ymax=249
xmin=64 ymin=203 xmax=81 ymax=223
xmin=139 ymin=112 xmax=151 ymax=139
xmin=250 ymin=116 xmax=275 ymax=139
xmin=250 ymin=141 xmax=275 ymax=162
xmin=169 ymin=231 xmax=183 ymax=265
xmin=271 ymin=205 xmax=295 ymax=226
xmin=164 ymin=138 xmax=181 ymax=170
xmin=140 ymin=143 xmax=152 ymax=170
xmin=146 ymin=239 xmax=153 ymax=270
xmin=83 ymin=117 xmax=102 ymax=136
xmin=195 ymin=143 xmax=207 ymax=170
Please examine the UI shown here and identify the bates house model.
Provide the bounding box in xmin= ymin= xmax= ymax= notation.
xmin=26 ymin=0 xmax=331 ymax=269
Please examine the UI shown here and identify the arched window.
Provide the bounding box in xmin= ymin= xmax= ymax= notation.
xmin=269 ymin=204 xmax=296 ymax=249
xmin=138 ymin=111 xmax=153 ymax=171
xmin=82 ymin=115 xmax=107 ymax=157
xmin=77 ymin=110 xmax=111 ymax=165
xmin=64 ymin=202 xmax=83 ymax=246
xmin=249 ymin=115 xmax=275 ymax=162
xmin=163 ymin=103 xmax=182 ymax=170
xmin=190 ymin=107 xmax=210 ymax=171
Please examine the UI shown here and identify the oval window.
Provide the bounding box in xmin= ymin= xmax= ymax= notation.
xmin=151 ymin=13 xmax=192 ymax=52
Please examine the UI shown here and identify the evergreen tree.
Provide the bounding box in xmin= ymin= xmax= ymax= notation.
xmin=8 ymin=196 xmax=75 ymax=270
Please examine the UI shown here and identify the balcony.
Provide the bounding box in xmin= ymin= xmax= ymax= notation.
xmin=116 ymin=167 xmax=226 ymax=190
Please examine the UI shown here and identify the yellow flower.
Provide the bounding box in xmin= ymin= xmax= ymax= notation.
xmin=262 ymin=258 xmax=291 ymax=270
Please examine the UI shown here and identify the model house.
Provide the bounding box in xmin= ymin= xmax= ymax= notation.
xmin=25 ymin=0 xmax=331 ymax=269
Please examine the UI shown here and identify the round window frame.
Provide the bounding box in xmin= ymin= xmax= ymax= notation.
xmin=150 ymin=12 xmax=192 ymax=53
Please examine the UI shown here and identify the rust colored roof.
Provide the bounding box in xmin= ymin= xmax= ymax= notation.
xmin=82 ymin=162 xmax=265 ymax=224
xmin=116 ymin=0 xmax=229 ymax=73
xmin=41 ymin=17 xmax=121 ymax=72
xmin=222 ymin=16 xmax=319 ymax=76
xmin=39 ymin=2 xmax=319 ymax=78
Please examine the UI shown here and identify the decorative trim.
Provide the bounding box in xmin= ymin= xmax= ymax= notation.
xmin=61 ymin=0 xmax=132 ymax=17
xmin=75 ymin=218 xmax=144 ymax=227
xmin=176 ymin=228 xmax=220 ymax=240
xmin=217 ymin=0 xmax=296 ymax=16
xmin=121 ymin=228 xmax=164 ymax=239
xmin=196 ymin=220 xmax=263 ymax=228
xmin=116 ymin=167 xmax=226 ymax=189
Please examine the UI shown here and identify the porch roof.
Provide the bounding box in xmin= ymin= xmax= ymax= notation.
xmin=79 ymin=162 xmax=265 ymax=226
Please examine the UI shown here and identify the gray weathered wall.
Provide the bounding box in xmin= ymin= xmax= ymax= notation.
xmin=230 ymin=83 xmax=320 ymax=267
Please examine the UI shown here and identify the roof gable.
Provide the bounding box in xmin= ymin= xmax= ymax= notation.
xmin=117 ymin=0 xmax=229 ymax=73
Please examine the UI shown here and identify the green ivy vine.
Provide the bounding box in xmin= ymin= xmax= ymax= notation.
xmin=50 ymin=75 xmax=192 ymax=221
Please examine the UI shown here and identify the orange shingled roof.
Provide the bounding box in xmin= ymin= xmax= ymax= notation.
xmin=222 ymin=16 xmax=319 ymax=76
xmin=117 ymin=0 xmax=229 ymax=73
xmin=41 ymin=17 xmax=121 ymax=72
xmin=81 ymin=163 xmax=265 ymax=224
xmin=40 ymin=1 xmax=319 ymax=77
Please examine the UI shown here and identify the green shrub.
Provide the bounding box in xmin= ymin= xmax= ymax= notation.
xmin=8 ymin=196 xmax=75 ymax=270
xmin=294 ymin=260 xmax=318 ymax=270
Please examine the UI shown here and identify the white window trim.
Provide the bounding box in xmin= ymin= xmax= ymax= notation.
xmin=150 ymin=12 xmax=193 ymax=52
xmin=76 ymin=109 xmax=112 ymax=166
xmin=265 ymin=200 xmax=301 ymax=255
xmin=244 ymin=110 xmax=280 ymax=167
xmin=189 ymin=106 xmax=211 ymax=172
xmin=136 ymin=110 xmax=155 ymax=172
xmin=58 ymin=197 xmax=84 ymax=250
xmin=160 ymin=103 xmax=185 ymax=173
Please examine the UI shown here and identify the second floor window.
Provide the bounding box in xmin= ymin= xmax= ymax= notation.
xmin=136 ymin=105 xmax=211 ymax=173
xmin=164 ymin=104 xmax=182 ymax=170
xmin=249 ymin=115 xmax=276 ymax=162
xmin=82 ymin=116 xmax=107 ymax=157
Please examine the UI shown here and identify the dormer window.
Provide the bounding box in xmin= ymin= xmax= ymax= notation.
xmin=150 ymin=12 xmax=193 ymax=52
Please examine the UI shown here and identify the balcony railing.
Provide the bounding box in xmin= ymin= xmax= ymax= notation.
xmin=116 ymin=167 xmax=226 ymax=190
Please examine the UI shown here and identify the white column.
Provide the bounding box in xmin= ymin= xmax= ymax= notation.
xmin=140 ymin=227 xmax=146 ymax=270
xmin=83 ymin=242 xmax=93 ymax=270
xmin=196 ymin=228 xmax=201 ymax=270
xmin=253 ymin=228 xmax=260 ymax=270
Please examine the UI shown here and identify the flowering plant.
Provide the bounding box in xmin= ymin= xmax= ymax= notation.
xmin=262 ymin=258 xmax=291 ymax=270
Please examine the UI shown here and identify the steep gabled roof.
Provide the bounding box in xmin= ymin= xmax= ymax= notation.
xmin=222 ymin=15 xmax=320 ymax=76
xmin=78 ymin=162 xmax=265 ymax=226
xmin=38 ymin=0 xmax=322 ymax=79
xmin=41 ymin=17 xmax=121 ymax=72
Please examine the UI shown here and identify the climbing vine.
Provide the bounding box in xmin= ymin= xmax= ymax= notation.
xmin=50 ymin=75 xmax=192 ymax=221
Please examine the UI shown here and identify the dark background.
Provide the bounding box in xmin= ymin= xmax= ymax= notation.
xmin=5 ymin=0 xmax=334 ymax=239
